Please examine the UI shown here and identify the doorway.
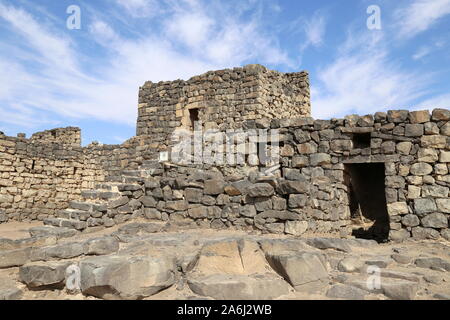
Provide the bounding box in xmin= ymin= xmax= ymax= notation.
xmin=344 ymin=163 xmax=390 ymax=242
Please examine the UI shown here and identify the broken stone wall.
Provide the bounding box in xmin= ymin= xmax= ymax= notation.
xmin=109 ymin=108 xmax=448 ymax=242
xmin=136 ymin=64 xmax=310 ymax=151
xmin=0 ymin=129 xmax=149 ymax=223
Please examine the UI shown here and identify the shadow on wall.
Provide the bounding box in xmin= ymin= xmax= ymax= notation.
xmin=344 ymin=163 xmax=390 ymax=242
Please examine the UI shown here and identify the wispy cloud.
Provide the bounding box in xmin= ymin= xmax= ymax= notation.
xmin=303 ymin=12 xmax=327 ymax=48
xmin=0 ymin=0 xmax=295 ymax=136
xmin=395 ymin=0 xmax=450 ymax=39
xmin=412 ymin=46 xmax=431 ymax=60
xmin=115 ymin=0 xmax=161 ymax=18
xmin=312 ymin=30 xmax=431 ymax=119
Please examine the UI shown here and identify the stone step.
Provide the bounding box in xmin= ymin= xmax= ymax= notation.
xmin=68 ymin=201 xmax=108 ymax=212
xmin=81 ymin=190 xmax=121 ymax=200
xmin=28 ymin=226 xmax=78 ymax=239
xmin=123 ymin=176 xmax=144 ymax=183
xmin=94 ymin=184 xmax=114 ymax=191
xmin=140 ymin=160 xmax=162 ymax=169
xmin=43 ymin=218 xmax=87 ymax=231
xmin=121 ymin=170 xmax=143 ymax=177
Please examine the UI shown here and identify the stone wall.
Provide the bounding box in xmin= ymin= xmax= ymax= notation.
xmin=1 ymin=65 xmax=449 ymax=243
xmin=70 ymin=108 xmax=449 ymax=242
xmin=30 ymin=127 xmax=81 ymax=146
xmin=0 ymin=129 xmax=151 ymax=223
xmin=136 ymin=64 xmax=310 ymax=151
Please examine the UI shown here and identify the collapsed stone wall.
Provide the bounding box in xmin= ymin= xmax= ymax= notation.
xmin=29 ymin=127 xmax=81 ymax=146
xmin=0 ymin=128 xmax=151 ymax=223
xmin=1 ymin=64 xmax=449 ymax=244
xmin=136 ymin=64 xmax=310 ymax=151
xmin=70 ymin=108 xmax=449 ymax=242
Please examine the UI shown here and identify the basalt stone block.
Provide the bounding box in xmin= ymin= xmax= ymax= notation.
xmin=432 ymin=109 xmax=450 ymax=121
xmin=0 ymin=248 xmax=31 ymax=269
xmin=421 ymin=135 xmax=446 ymax=148
xmin=239 ymin=205 xmax=257 ymax=218
xmin=185 ymin=188 xmax=204 ymax=203
xmin=247 ymin=183 xmax=274 ymax=197
xmin=410 ymin=163 xmax=433 ymax=176
xmin=204 ymin=179 xmax=225 ymax=195
xmin=414 ymin=198 xmax=437 ymax=215
xmin=401 ymin=214 xmax=420 ymax=227
xmin=309 ymin=153 xmax=331 ymax=166
xmin=108 ymin=197 xmax=130 ymax=209
xmin=387 ymin=110 xmax=409 ymax=123
xmin=421 ymin=213 xmax=448 ymax=229
xmin=278 ymin=181 xmax=310 ymax=194
xmin=140 ymin=196 xmax=157 ymax=208
xmin=257 ymin=210 xmax=300 ymax=221
xmin=405 ymin=124 xmax=424 ymax=137
xmin=188 ymin=206 xmax=208 ymax=219
xmin=409 ymin=110 xmax=430 ymax=124
xmin=412 ymin=227 xmax=440 ymax=240
xmin=19 ymin=261 xmax=72 ymax=288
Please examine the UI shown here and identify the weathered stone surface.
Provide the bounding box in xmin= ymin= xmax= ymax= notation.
xmin=387 ymin=202 xmax=409 ymax=216
xmin=31 ymin=242 xmax=85 ymax=261
xmin=188 ymin=274 xmax=291 ymax=300
xmin=193 ymin=240 xmax=271 ymax=276
xmin=266 ymin=251 xmax=328 ymax=290
xmin=412 ymin=227 xmax=440 ymax=240
xmin=338 ymin=257 xmax=364 ymax=273
xmin=432 ymin=108 xmax=450 ymax=121
xmin=0 ymin=278 xmax=23 ymax=300
xmin=309 ymin=153 xmax=331 ymax=166
xmin=80 ymin=255 xmax=176 ymax=299
xmin=19 ymin=261 xmax=71 ymax=288
xmin=184 ymin=188 xmax=203 ymax=203
xmin=239 ymin=205 xmax=257 ymax=218
xmin=421 ymin=213 xmax=448 ymax=228
xmin=401 ymin=214 xmax=420 ymax=227
xmin=415 ymin=257 xmax=450 ymax=272
xmin=409 ymin=110 xmax=430 ymax=124
xmin=247 ymin=183 xmax=274 ymax=197
xmin=326 ymin=284 xmax=368 ymax=300
xmin=305 ymin=238 xmax=352 ymax=253
xmin=0 ymin=248 xmax=31 ymax=268
xmin=410 ymin=163 xmax=433 ymax=176
xmin=257 ymin=210 xmax=300 ymax=221
xmin=84 ymin=237 xmax=119 ymax=255
xmin=414 ymin=198 xmax=437 ymax=214
xmin=284 ymin=221 xmax=308 ymax=236
xmin=436 ymin=198 xmax=450 ymax=213
xmin=277 ymin=180 xmax=309 ymax=194
xmin=188 ymin=206 xmax=208 ymax=219
xmin=204 ymin=179 xmax=225 ymax=195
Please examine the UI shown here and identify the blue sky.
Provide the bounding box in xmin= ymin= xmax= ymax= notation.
xmin=0 ymin=0 xmax=449 ymax=145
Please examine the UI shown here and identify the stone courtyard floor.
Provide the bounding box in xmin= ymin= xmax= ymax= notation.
xmin=0 ymin=221 xmax=449 ymax=300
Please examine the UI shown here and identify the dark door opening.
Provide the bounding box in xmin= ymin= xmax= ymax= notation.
xmin=344 ymin=163 xmax=390 ymax=242
xmin=189 ymin=108 xmax=199 ymax=130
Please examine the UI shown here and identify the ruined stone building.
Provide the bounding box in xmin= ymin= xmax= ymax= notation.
xmin=0 ymin=64 xmax=449 ymax=243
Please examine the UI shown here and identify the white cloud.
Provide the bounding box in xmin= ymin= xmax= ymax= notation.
xmin=416 ymin=93 xmax=450 ymax=110
xmin=164 ymin=12 xmax=214 ymax=48
xmin=115 ymin=0 xmax=160 ymax=18
xmin=395 ymin=0 xmax=450 ymax=39
xmin=312 ymin=31 xmax=431 ymax=119
xmin=412 ymin=46 xmax=431 ymax=60
xmin=0 ymin=1 xmax=294 ymax=135
xmin=303 ymin=13 xmax=327 ymax=48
